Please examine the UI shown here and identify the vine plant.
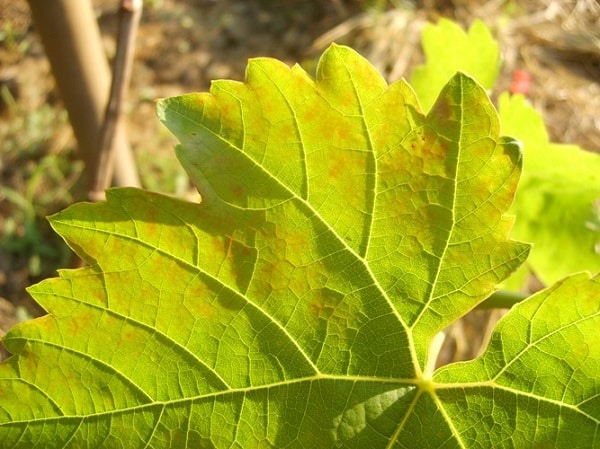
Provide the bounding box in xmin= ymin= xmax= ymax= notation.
xmin=0 ymin=20 xmax=598 ymax=449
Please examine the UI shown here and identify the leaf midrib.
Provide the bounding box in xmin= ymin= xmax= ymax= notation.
xmin=5 ymin=372 xmax=594 ymax=426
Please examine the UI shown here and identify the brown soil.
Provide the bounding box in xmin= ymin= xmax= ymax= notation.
xmin=1 ymin=0 xmax=599 ymax=362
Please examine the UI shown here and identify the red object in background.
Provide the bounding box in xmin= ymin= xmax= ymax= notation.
xmin=510 ymin=69 xmax=532 ymax=95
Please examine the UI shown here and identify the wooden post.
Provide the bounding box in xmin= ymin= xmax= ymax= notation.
xmin=26 ymin=0 xmax=140 ymax=192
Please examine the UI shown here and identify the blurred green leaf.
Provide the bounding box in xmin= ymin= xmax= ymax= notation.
xmin=410 ymin=18 xmax=500 ymax=113
xmin=500 ymin=93 xmax=600 ymax=286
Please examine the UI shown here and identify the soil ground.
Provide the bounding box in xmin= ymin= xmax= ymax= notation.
xmin=1 ymin=0 xmax=599 ymax=362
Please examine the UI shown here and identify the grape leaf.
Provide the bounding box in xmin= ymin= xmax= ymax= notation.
xmin=410 ymin=18 xmax=500 ymax=113
xmin=499 ymin=93 xmax=600 ymax=287
xmin=1 ymin=44 xmax=599 ymax=448
xmin=408 ymin=17 xmax=600 ymax=290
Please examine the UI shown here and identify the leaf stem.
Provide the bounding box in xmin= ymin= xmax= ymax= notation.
xmin=476 ymin=290 xmax=529 ymax=309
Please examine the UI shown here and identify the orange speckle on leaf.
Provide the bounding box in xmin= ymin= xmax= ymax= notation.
xmin=231 ymin=184 xmax=245 ymax=197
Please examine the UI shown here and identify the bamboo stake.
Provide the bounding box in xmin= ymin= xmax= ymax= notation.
xmin=89 ymin=0 xmax=143 ymax=201
xmin=26 ymin=0 xmax=141 ymax=197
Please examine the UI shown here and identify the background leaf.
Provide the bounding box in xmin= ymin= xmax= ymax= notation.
xmin=1 ymin=45 xmax=597 ymax=448
xmin=499 ymin=93 xmax=600 ymax=287
xmin=407 ymin=17 xmax=600 ymax=290
xmin=409 ymin=18 xmax=500 ymax=113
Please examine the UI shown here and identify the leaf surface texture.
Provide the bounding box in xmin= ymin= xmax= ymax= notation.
xmin=0 ymin=45 xmax=598 ymax=448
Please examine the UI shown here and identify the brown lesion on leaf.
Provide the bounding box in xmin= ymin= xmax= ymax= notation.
xmin=432 ymin=97 xmax=451 ymax=119
xmin=307 ymin=287 xmax=345 ymax=321
xmin=189 ymin=301 xmax=215 ymax=320
xmin=309 ymin=299 xmax=335 ymax=319
xmin=117 ymin=328 xmax=137 ymax=346
xmin=231 ymin=184 xmax=245 ymax=198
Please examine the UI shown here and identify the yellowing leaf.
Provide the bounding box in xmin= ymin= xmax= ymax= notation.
xmin=1 ymin=44 xmax=597 ymax=448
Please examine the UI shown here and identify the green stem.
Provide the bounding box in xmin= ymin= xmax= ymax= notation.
xmin=476 ymin=289 xmax=529 ymax=309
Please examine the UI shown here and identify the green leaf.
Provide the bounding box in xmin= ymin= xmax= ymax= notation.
xmin=435 ymin=272 xmax=600 ymax=447
xmin=1 ymin=44 xmax=597 ymax=448
xmin=499 ymin=93 xmax=600 ymax=287
xmin=410 ymin=19 xmax=500 ymax=113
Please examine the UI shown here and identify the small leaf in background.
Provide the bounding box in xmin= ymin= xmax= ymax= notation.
xmin=410 ymin=18 xmax=500 ymax=113
xmin=0 ymin=44 xmax=598 ymax=448
xmin=500 ymin=93 xmax=600 ymax=287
